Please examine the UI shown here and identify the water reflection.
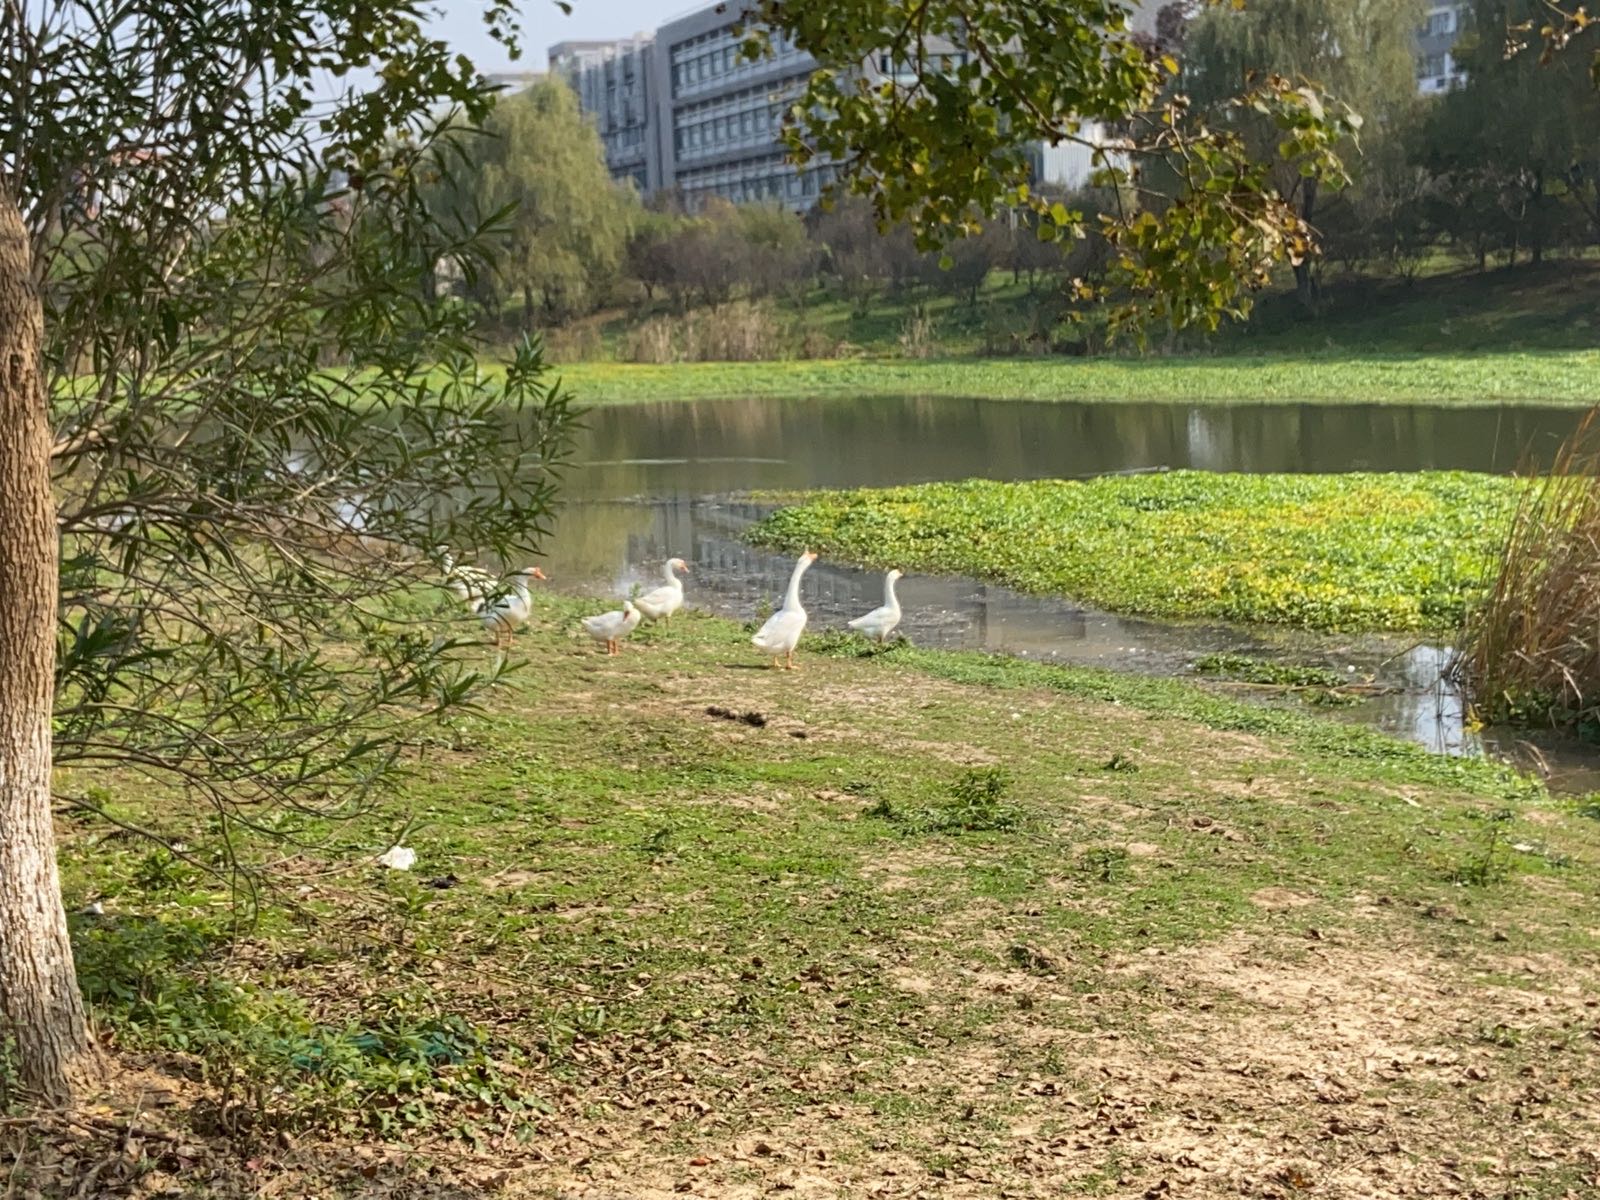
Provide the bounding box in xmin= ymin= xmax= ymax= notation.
xmin=554 ymin=395 xmax=1578 ymax=502
xmin=526 ymin=395 xmax=1600 ymax=789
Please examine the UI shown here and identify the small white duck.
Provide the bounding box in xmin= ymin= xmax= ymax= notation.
xmin=752 ymin=549 xmax=818 ymax=670
xmin=582 ymin=600 xmax=642 ymax=655
xmin=479 ymin=567 xmax=546 ymax=647
xmin=635 ymin=557 xmax=689 ymax=624
xmin=848 ymin=568 xmax=904 ymax=644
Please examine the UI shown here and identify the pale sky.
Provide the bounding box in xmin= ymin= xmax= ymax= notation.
xmin=433 ymin=1 xmax=692 ymax=74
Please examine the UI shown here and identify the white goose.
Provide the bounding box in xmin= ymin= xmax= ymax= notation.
xmin=479 ymin=567 xmax=546 ymax=647
xmin=635 ymin=557 xmax=689 ymax=624
xmin=848 ymin=568 xmax=904 ymax=644
xmin=438 ymin=546 xmax=501 ymax=612
xmin=752 ymin=549 xmax=818 ymax=670
xmin=582 ymin=600 xmax=642 ymax=655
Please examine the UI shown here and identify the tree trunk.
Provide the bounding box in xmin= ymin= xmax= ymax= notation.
xmin=1530 ymin=172 xmax=1545 ymax=266
xmin=522 ymin=284 xmax=535 ymax=328
xmin=0 ymin=193 xmax=95 ymax=1104
xmin=1293 ymin=177 xmax=1321 ymax=312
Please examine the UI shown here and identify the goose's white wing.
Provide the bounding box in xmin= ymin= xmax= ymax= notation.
xmin=583 ymin=610 xmax=625 ymax=639
xmin=481 ymin=590 xmax=530 ymax=631
xmin=635 ymin=583 xmax=682 ymax=618
xmin=847 ymin=604 xmax=894 ymax=632
xmin=752 ymin=608 xmax=807 ymax=653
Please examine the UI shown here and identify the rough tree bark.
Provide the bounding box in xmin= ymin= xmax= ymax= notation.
xmin=1293 ymin=176 xmax=1321 ymax=312
xmin=0 ymin=192 xmax=96 ymax=1102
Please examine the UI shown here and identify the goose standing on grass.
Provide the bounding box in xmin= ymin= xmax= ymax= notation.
xmin=635 ymin=557 xmax=689 ymax=624
xmin=438 ymin=546 xmax=500 ymax=612
xmin=583 ymin=600 xmax=642 ymax=655
xmin=848 ymin=568 xmax=904 ymax=644
xmin=479 ymin=567 xmax=547 ymax=647
xmin=752 ymin=549 xmax=818 ymax=670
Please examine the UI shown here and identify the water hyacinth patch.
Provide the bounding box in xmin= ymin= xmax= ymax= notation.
xmin=750 ymin=471 xmax=1521 ymax=633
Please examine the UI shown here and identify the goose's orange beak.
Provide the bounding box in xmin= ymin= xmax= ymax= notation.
xmin=532 ymin=567 xmax=548 ymax=581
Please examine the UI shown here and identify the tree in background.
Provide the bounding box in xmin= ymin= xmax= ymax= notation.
xmin=734 ymin=203 xmax=818 ymax=300
xmin=750 ymin=0 xmax=1361 ymax=339
xmin=0 ymin=0 xmax=577 ymax=1100
xmin=627 ymin=210 xmax=691 ymax=303
xmin=1315 ymin=105 xmax=1440 ymax=279
xmin=1428 ymin=0 xmax=1600 ymax=264
xmin=916 ymin=224 xmax=1000 ymax=305
xmin=433 ymin=76 xmax=636 ymax=322
xmin=664 ymin=200 xmax=752 ymax=307
xmin=809 ymin=198 xmax=894 ymax=315
xmin=1178 ymin=0 xmax=1427 ymax=306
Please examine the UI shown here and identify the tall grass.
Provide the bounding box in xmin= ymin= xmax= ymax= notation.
xmin=621 ymin=300 xmax=849 ymax=363
xmin=1457 ymin=409 xmax=1600 ymax=735
xmin=897 ymin=306 xmax=940 ymax=358
xmin=541 ymin=322 xmax=604 ymax=362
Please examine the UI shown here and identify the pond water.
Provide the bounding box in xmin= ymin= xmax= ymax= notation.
xmin=528 ymin=395 xmax=1600 ymax=790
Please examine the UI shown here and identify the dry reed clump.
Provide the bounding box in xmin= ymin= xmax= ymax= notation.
xmin=1455 ymin=408 xmax=1600 ymax=735
xmin=622 ymin=301 xmax=845 ymax=363
xmin=541 ymin=322 xmax=604 ymax=362
xmin=624 ymin=315 xmax=678 ymax=364
xmin=897 ymin=306 xmax=940 ymax=358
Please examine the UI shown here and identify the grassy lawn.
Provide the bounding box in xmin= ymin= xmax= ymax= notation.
xmin=558 ymin=351 xmax=1600 ymax=407
xmin=46 ymin=594 xmax=1600 ymax=1198
xmin=750 ymin=471 xmax=1520 ymax=632
xmin=546 ymin=262 xmax=1600 ymax=408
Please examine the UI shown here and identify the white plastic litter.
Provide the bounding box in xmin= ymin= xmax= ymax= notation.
xmin=376 ymin=845 xmax=416 ymax=871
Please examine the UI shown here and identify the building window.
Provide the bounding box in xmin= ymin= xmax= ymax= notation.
xmin=1416 ymin=52 xmax=1446 ymax=79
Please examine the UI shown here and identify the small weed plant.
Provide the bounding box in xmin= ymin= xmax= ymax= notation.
xmin=1194 ymin=653 xmax=1345 ymax=688
xmin=1448 ymin=808 xmax=1516 ymax=886
xmin=867 ymin=767 xmax=1020 ymax=834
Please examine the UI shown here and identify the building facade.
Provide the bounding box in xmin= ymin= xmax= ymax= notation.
xmin=551 ymin=2 xmax=1153 ymax=211
xmin=553 ymin=35 xmax=658 ymax=192
xmin=653 ymin=6 xmax=826 ymax=209
xmin=1415 ymin=2 xmax=1470 ymax=93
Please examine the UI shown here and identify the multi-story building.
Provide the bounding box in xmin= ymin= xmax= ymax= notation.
xmin=1415 ymin=2 xmax=1470 ymax=93
xmin=553 ymin=35 xmax=658 ymax=192
xmin=654 ymin=6 xmax=826 ymax=209
xmin=551 ymin=2 xmax=1153 ymax=211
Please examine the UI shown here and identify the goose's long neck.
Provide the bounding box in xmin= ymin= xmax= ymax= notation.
xmin=781 ymin=556 xmax=811 ymax=611
xmin=664 ymin=560 xmax=681 ymax=585
xmin=884 ymin=573 xmax=900 ymax=610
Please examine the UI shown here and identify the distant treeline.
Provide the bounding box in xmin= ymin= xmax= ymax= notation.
xmin=420 ymin=0 xmax=1600 ymax=340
